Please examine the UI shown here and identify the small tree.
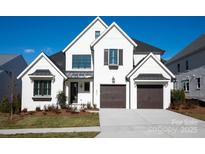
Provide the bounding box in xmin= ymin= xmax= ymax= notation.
xmin=12 ymin=95 xmax=21 ymax=114
xmin=0 ymin=96 xmax=10 ymax=113
xmin=56 ymin=91 xmax=67 ymax=109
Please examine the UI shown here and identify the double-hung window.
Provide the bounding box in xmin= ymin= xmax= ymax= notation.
xmin=182 ymin=80 xmax=189 ymax=92
xmin=72 ymin=55 xmax=91 ymax=69
xmin=196 ymin=78 xmax=200 ymax=89
xmin=34 ymin=80 xmax=51 ymax=96
xmin=186 ymin=60 xmax=189 ymax=70
xmin=109 ymin=49 xmax=118 ymax=65
xmin=177 ymin=64 xmax=180 ymax=72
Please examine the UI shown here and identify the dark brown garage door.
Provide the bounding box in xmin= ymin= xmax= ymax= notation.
xmin=100 ymin=85 xmax=126 ymax=108
xmin=137 ymin=85 xmax=163 ymax=109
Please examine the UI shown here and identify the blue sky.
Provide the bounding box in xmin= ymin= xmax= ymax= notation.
xmin=0 ymin=16 xmax=205 ymax=64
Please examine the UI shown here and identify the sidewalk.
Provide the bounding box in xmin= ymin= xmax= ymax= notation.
xmin=0 ymin=126 xmax=100 ymax=134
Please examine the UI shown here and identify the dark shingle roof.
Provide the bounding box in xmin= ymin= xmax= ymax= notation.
xmin=167 ymin=34 xmax=205 ymax=65
xmin=30 ymin=69 xmax=52 ymax=76
xmin=49 ymin=51 xmax=65 ymax=71
xmin=132 ymin=38 xmax=165 ymax=55
xmin=0 ymin=54 xmax=19 ymax=66
xmin=134 ymin=74 xmax=169 ymax=80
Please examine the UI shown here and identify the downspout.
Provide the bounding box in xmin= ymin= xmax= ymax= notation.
xmin=129 ymin=79 xmax=131 ymax=109
xmin=126 ymin=77 xmax=131 ymax=109
xmin=91 ymin=46 xmax=94 ymax=107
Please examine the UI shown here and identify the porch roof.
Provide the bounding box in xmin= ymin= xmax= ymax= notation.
xmin=65 ymin=71 xmax=94 ymax=79
xmin=29 ymin=69 xmax=53 ymax=76
xmin=134 ymin=74 xmax=169 ymax=80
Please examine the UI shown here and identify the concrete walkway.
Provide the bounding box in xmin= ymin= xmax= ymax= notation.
xmin=0 ymin=126 xmax=100 ymax=135
xmin=97 ymin=109 xmax=205 ymax=138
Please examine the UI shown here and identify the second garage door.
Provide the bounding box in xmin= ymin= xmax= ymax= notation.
xmin=137 ymin=85 xmax=163 ymax=109
xmin=100 ymin=85 xmax=126 ymax=108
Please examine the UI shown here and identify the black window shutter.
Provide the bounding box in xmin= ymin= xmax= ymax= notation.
xmin=104 ymin=49 xmax=108 ymax=65
xmin=119 ymin=49 xmax=123 ymax=65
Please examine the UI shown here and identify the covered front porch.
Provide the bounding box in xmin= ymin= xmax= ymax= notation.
xmin=65 ymin=71 xmax=94 ymax=106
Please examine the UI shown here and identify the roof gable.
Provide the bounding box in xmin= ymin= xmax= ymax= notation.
xmin=63 ymin=17 xmax=108 ymax=52
xmin=91 ymin=22 xmax=137 ymax=48
xmin=167 ymin=34 xmax=205 ymax=64
xmin=17 ymin=52 xmax=67 ymax=79
xmin=0 ymin=54 xmax=19 ymax=66
xmin=126 ymin=52 xmax=175 ymax=79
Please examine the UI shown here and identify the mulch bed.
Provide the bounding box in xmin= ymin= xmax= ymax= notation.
xmin=170 ymin=105 xmax=205 ymax=114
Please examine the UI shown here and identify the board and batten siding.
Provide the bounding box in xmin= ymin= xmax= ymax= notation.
xmin=21 ymin=56 xmax=64 ymax=111
xmin=93 ymin=26 xmax=134 ymax=108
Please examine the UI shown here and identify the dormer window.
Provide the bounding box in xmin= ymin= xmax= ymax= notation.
xmin=95 ymin=31 xmax=100 ymax=39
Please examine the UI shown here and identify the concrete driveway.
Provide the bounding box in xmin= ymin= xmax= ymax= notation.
xmin=96 ymin=109 xmax=205 ymax=138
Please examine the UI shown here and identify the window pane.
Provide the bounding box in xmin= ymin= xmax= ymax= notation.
xmin=72 ymin=55 xmax=91 ymax=69
xmin=95 ymin=31 xmax=100 ymax=39
xmin=197 ymin=78 xmax=200 ymax=89
xmin=109 ymin=49 xmax=118 ymax=65
xmin=43 ymin=81 xmax=48 ymax=95
xmin=84 ymin=82 xmax=90 ymax=92
xmin=33 ymin=80 xmax=51 ymax=96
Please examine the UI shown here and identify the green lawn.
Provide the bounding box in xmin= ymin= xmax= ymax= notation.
xmin=0 ymin=112 xmax=99 ymax=129
xmin=0 ymin=132 xmax=99 ymax=138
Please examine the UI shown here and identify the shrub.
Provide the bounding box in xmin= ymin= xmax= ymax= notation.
xmin=44 ymin=105 xmax=48 ymax=111
xmin=36 ymin=107 xmax=41 ymax=112
xmin=47 ymin=105 xmax=56 ymax=112
xmin=12 ymin=95 xmax=21 ymax=114
xmin=0 ymin=96 xmax=10 ymax=113
xmin=56 ymin=91 xmax=67 ymax=109
xmin=22 ymin=108 xmax=27 ymax=113
xmin=87 ymin=103 xmax=92 ymax=109
xmin=29 ymin=111 xmax=35 ymax=115
xmin=71 ymin=106 xmax=80 ymax=113
xmin=170 ymin=89 xmax=185 ymax=109
xmin=93 ymin=104 xmax=97 ymax=109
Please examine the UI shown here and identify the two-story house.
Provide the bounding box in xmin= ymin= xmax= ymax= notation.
xmin=0 ymin=54 xmax=27 ymax=102
xmin=166 ymin=34 xmax=205 ymax=102
xmin=17 ymin=17 xmax=175 ymax=111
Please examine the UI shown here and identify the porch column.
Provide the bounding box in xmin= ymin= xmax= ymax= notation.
xmin=65 ymin=81 xmax=69 ymax=105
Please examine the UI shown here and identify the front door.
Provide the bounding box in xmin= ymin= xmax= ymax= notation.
xmin=70 ymin=82 xmax=78 ymax=104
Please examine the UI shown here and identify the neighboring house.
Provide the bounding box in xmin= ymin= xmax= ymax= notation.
xmin=166 ymin=34 xmax=205 ymax=102
xmin=17 ymin=17 xmax=175 ymax=111
xmin=0 ymin=54 xmax=27 ymax=102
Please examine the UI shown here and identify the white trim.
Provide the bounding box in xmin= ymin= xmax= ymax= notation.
xmin=29 ymin=75 xmax=54 ymax=79
xmin=126 ymin=52 xmax=175 ymax=79
xmin=91 ymin=22 xmax=138 ymax=48
xmin=63 ymin=16 xmax=108 ymax=52
xmin=135 ymin=80 xmax=169 ymax=83
xmin=17 ymin=52 xmax=67 ymax=79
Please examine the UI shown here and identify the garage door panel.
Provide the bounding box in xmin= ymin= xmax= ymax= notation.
xmin=100 ymin=85 xmax=126 ymax=108
xmin=137 ymin=85 xmax=163 ymax=109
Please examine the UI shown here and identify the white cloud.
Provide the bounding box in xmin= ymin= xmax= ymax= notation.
xmin=43 ymin=47 xmax=54 ymax=55
xmin=24 ymin=48 xmax=35 ymax=53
